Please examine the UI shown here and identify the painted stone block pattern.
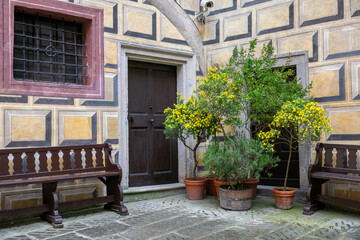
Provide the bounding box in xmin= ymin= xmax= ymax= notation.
xmin=309 ymin=64 xmax=345 ymax=102
xmin=326 ymin=106 xmax=360 ymax=141
xmin=240 ymin=0 xmax=271 ymax=8
xmin=299 ymin=0 xmax=343 ymax=27
xmin=200 ymin=20 xmax=220 ymax=45
xmin=83 ymin=0 xmax=118 ymax=33
xmin=324 ymin=24 xmax=360 ymax=60
xmin=351 ymin=0 xmax=360 ymax=17
xmin=207 ymin=0 xmax=237 ymax=16
xmin=351 ymin=61 xmax=360 ymax=100
xmin=223 ymin=12 xmax=252 ymax=42
xmin=207 ymin=46 xmax=236 ymax=67
xmin=161 ymin=14 xmax=187 ymax=45
xmin=277 ymin=31 xmax=318 ymax=62
xmin=103 ymin=111 xmax=119 ymax=144
xmin=58 ymin=111 xmax=97 ymax=145
xmin=81 ymin=73 xmax=118 ymax=107
xmin=58 ymin=186 xmax=98 ymax=202
xmin=123 ymin=5 xmax=156 ymax=40
xmin=105 ymin=40 xmax=118 ymax=71
xmin=2 ymin=190 xmax=42 ymax=210
xmin=182 ymin=0 xmax=199 ymax=14
xmin=4 ymin=109 xmax=51 ymax=147
xmin=326 ymin=181 xmax=360 ymax=201
xmin=256 ymin=1 xmax=294 ymax=35
xmin=33 ymin=97 xmax=74 ymax=105
xmin=240 ymin=39 xmax=272 ymax=57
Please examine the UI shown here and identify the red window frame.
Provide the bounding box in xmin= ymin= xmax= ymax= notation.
xmin=0 ymin=0 xmax=104 ymax=98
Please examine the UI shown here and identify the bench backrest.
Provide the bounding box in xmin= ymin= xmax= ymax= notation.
xmin=0 ymin=143 xmax=118 ymax=181
xmin=316 ymin=143 xmax=360 ymax=174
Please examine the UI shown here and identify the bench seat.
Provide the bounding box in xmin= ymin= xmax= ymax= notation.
xmin=311 ymin=172 xmax=360 ymax=183
xmin=303 ymin=143 xmax=360 ymax=215
xmin=0 ymin=143 xmax=128 ymax=227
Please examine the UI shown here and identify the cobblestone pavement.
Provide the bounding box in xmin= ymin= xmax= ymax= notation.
xmin=1 ymin=194 xmax=360 ymax=240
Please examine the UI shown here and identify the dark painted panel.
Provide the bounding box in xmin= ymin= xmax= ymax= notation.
xmin=153 ymin=70 xmax=170 ymax=114
xmin=129 ymin=68 xmax=149 ymax=113
xmin=129 ymin=129 xmax=148 ymax=174
xmin=154 ymin=129 xmax=171 ymax=172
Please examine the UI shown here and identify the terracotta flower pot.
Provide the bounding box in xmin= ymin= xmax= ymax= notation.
xmin=184 ymin=177 xmax=207 ymax=200
xmin=219 ymin=185 xmax=252 ymax=211
xmin=244 ymin=178 xmax=259 ymax=200
xmin=272 ymin=187 xmax=296 ymax=210
xmin=214 ymin=179 xmax=231 ymax=200
xmin=205 ymin=177 xmax=217 ymax=196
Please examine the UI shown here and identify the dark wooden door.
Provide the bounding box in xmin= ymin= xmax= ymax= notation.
xmin=128 ymin=61 xmax=178 ymax=187
xmin=259 ymin=142 xmax=300 ymax=188
xmin=259 ymin=66 xmax=300 ymax=188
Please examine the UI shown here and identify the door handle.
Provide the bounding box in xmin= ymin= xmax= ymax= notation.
xmin=149 ymin=118 xmax=154 ymax=124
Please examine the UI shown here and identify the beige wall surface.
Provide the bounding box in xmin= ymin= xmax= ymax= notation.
xmin=1 ymin=0 xmax=360 ymax=209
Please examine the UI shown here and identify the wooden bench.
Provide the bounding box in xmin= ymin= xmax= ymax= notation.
xmin=303 ymin=143 xmax=360 ymax=215
xmin=0 ymin=143 xmax=128 ymax=227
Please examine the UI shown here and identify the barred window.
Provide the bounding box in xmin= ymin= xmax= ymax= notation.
xmin=13 ymin=11 xmax=88 ymax=84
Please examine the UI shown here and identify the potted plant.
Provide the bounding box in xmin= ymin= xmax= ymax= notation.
xmin=259 ymin=99 xmax=332 ymax=209
xmin=222 ymin=39 xmax=310 ymax=200
xmin=164 ymin=93 xmax=219 ymax=200
xmin=194 ymin=66 xmax=245 ymax=198
xmin=202 ymin=134 xmax=279 ymax=210
xmin=229 ymin=39 xmax=310 ymax=139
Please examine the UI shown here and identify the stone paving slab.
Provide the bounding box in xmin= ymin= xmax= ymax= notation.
xmin=1 ymin=194 xmax=359 ymax=240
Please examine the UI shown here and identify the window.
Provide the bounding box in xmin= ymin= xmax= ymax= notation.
xmin=1 ymin=0 xmax=104 ymax=98
xmin=14 ymin=11 xmax=87 ymax=84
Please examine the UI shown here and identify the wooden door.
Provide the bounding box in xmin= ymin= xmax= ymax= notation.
xmin=259 ymin=66 xmax=300 ymax=188
xmin=259 ymin=142 xmax=300 ymax=187
xmin=128 ymin=61 xmax=178 ymax=187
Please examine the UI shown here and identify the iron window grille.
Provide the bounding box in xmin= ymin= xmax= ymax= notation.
xmin=13 ymin=11 xmax=88 ymax=84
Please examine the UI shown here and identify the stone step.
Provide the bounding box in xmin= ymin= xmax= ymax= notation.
xmin=123 ymin=183 xmax=307 ymax=203
xmin=123 ymin=183 xmax=186 ymax=202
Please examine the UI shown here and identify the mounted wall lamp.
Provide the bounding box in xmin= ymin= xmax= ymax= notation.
xmin=195 ymin=0 xmax=214 ymax=24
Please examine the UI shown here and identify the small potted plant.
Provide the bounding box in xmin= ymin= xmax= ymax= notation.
xmin=259 ymin=99 xmax=332 ymax=209
xmin=164 ymin=93 xmax=219 ymax=200
xmin=202 ymin=134 xmax=279 ymax=210
xmin=194 ymin=66 xmax=245 ymax=198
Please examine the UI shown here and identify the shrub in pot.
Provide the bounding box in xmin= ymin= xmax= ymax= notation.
xmin=229 ymin=39 xmax=310 ymax=139
xmin=202 ymin=135 xmax=279 ymax=210
xmin=164 ymin=94 xmax=219 ymax=200
xmin=259 ymin=99 xmax=332 ymax=209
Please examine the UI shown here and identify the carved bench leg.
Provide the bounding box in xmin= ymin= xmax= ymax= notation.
xmin=104 ymin=176 xmax=129 ymax=215
xmin=303 ymin=179 xmax=324 ymax=215
xmin=41 ymin=182 xmax=63 ymax=228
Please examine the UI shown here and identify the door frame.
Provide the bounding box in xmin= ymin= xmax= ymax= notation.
xmin=118 ymin=41 xmax=197 ymax=189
